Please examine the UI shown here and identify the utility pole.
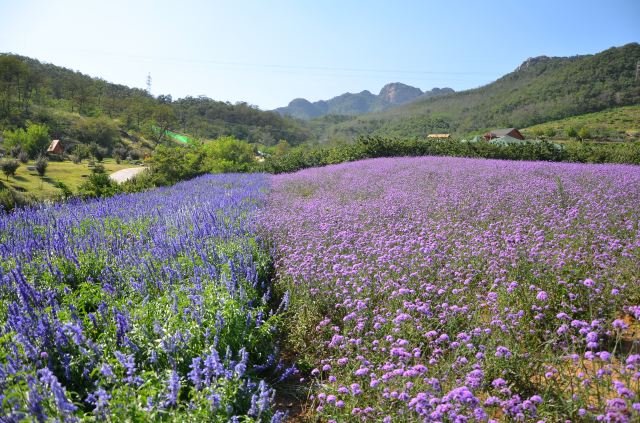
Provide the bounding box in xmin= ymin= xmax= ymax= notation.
xmin=146 ymin=73 xmax=152 ymax=94
xmin=636 ymin=60 xmax=640 ymax=82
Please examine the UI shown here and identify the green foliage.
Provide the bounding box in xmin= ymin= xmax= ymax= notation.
xmin=34 ymin=155 xmax=48 ymax=177
xmin=172 ymin=96 xmax=311 ymax=146
xmin=3 ymin=122 xmax=50 ymax=158
xmin=260 ymin=136 xmax=640 ymax=174
xmin=54 ymin=181 xmax=73 ymax=200
xmin=0 ymin=187 xmax=31 ymax=212
xmin=146 ymin=144 xmax=204 ymax=186
xmin=577 ymin=126 xmax=591 ymax=141
xmin=138 ymin=137 xmax=258 ymax=189
xmin=75 ymin=116 xmax=119 ymax=150
xmin=1 ymin=159 xmax=20 ymax=180
xmin=0 ymin=54 xmax=312 ymax=152
xmin=523 ymin=105 xmax=640 ymax=141
xmin=0 ymin=55 xmax=34 ymax=123
xmin=17 ymin=150 xmax=28 ymax=163
xmin=202 ymin=136 xmax=255 ymax=173
xmin=77 ymin=164 xmax=121 ymax=198
xmin=566 ymin=127 xmax=578 ymax=138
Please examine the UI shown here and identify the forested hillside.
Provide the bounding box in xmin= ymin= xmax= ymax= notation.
xmin=0 ymin=54 xmax=311 ymax=156
xmin=317 ymin=43 xmax=640 ymax=141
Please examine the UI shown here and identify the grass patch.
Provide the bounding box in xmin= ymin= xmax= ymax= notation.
xmin=2 ymin=158 xmax=134 ymax=200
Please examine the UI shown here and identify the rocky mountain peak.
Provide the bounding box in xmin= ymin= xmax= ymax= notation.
xmin=378 ymin=82 xmax=423 ymax=105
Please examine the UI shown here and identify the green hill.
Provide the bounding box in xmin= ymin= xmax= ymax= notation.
xmin=521 ymin=105 xmax=640 ymax=141
xmin=0 ymin=54 xmax=311 ymax=153
xmin=317 ymin=43 xmax=640 ymax=141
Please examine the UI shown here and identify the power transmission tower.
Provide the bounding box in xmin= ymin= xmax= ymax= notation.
xmin=146 ymin=73 xmax=152 ymax=94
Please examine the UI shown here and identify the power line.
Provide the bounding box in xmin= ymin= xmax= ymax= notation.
xmin=46 ymin=47 xmax=497 ymax=77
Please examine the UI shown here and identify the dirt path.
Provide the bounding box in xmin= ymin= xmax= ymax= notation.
xmin=109 ymin=167 xmax=146 ymax=183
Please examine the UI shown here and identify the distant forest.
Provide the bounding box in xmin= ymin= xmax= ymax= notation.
xmin=0 ymin=54 xmax=311 ymax=152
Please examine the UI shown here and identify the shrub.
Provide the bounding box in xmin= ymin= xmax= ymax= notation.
xmin=0 ymin=188 xmax=30 ymax=212
xmin=77 ymin=164 xmax=121 ymax=198
xmin=17 ymin=150 xmax=29 ymax=163
xmin=1 ymin=159 xmax=20 ymax=180
xmin=35 ymin=155 xmax=48 ymax=177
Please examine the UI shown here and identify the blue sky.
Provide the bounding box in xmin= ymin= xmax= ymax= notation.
xmin=1 ymin=0 xmax=638 ymax=109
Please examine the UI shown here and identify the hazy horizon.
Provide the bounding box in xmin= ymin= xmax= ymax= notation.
xmin=1 ymin=0 xmax=638 ymax=110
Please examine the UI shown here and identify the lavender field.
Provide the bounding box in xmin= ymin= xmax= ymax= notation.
xmin=264 ymin=157 xmax=640 ymax=422
xmin=0 ymin=174 xmax=288 ymax=421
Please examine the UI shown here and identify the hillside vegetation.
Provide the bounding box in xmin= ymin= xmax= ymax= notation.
xmin=317 ymin=43 xmax=640 ymax=141
xmin=0 ymin=54 xmax=310 ymax=152
xmin=522 ymin=105 xmax=640 ymax=141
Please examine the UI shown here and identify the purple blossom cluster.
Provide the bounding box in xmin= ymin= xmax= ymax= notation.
xmin=0 ymin=174 xmax=287 ymax=421
xmin=263 ymin=157 xmax=640 ymax=421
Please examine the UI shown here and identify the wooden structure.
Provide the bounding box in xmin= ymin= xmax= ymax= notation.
xmin=427 ymin=133 xmax=451 ymax=139
xmin=47 ymin=139 xmax=64 ymax=155
xmin=483 ymin=128 xmax=524 ymax=141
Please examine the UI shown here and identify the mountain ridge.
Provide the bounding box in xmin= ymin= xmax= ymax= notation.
xmin=316 ymin=43 xmax=640 ymax=140
xmin=274 ymin=83 xmax=454 ymax=120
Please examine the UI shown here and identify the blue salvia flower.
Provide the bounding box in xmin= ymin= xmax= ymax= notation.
xmin=270 ymin=410 xmax=288 ymax=423
xmin=234 ymin=348 xmax=249 ymax=378
xmin=188 ymin=357 xmax=203 ymax=391
xmin=100 ymin=363 xmax=115 ymax=380
xmin=208 ymin=392 xmax=221 ymax=411
xmin=277 ymin=364 xmax=298 ymax=383
xmin=26 ymin=376 xmax=46 ymax=422
xmin=163 ymin=370 xmax=181 ymax=408
xmin=86 ymin=387 xmax=111 ymax=417
xmin=114 ymin=351 xmax=137 ymax=385
xmin=37 ymin=368 xmax=78 ymax=417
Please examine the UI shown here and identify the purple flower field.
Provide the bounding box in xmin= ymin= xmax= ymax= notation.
xmin=263 ymin=157 xmax=640 ymax=421
xmin=1 ymin=156 xmax=639 ymax=421
xmin=0 ymin=174 xmax=287 ymax=421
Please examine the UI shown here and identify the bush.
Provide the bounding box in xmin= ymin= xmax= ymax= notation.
xmin=17 ymin=150 xmax=29 ymax=163
xmin=35 ymin=155 xmax=48 ymax=177
xmin=77 ymin=165 xmax=121 ymax=198
xmin=54 ymin=181 xmax=73 ymax=200
xmin=0 ymin=188 xmax=30 ymax=213
xmin=202 ymin=136 xmax=255 ymax=173
xmin=1 ymin=159 xmax=20 ymax=180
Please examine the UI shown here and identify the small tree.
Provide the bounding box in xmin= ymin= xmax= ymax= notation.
xmin=566 ymin=127 xmax=578 ymax=139
xmin=24 ymin=123 xmax=50 ymax=158
xmin=35 ymin=155 xmax=48 ymax=177
xmin=545 ymin=128 xmax=556 ymax=138
xmin=1 ymin=159 xmax=20 ymax=180
xmin=17 ymin=150 xmax=29 ymax=163
xmin=577 ymin=127 xmax=591 ymax=141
